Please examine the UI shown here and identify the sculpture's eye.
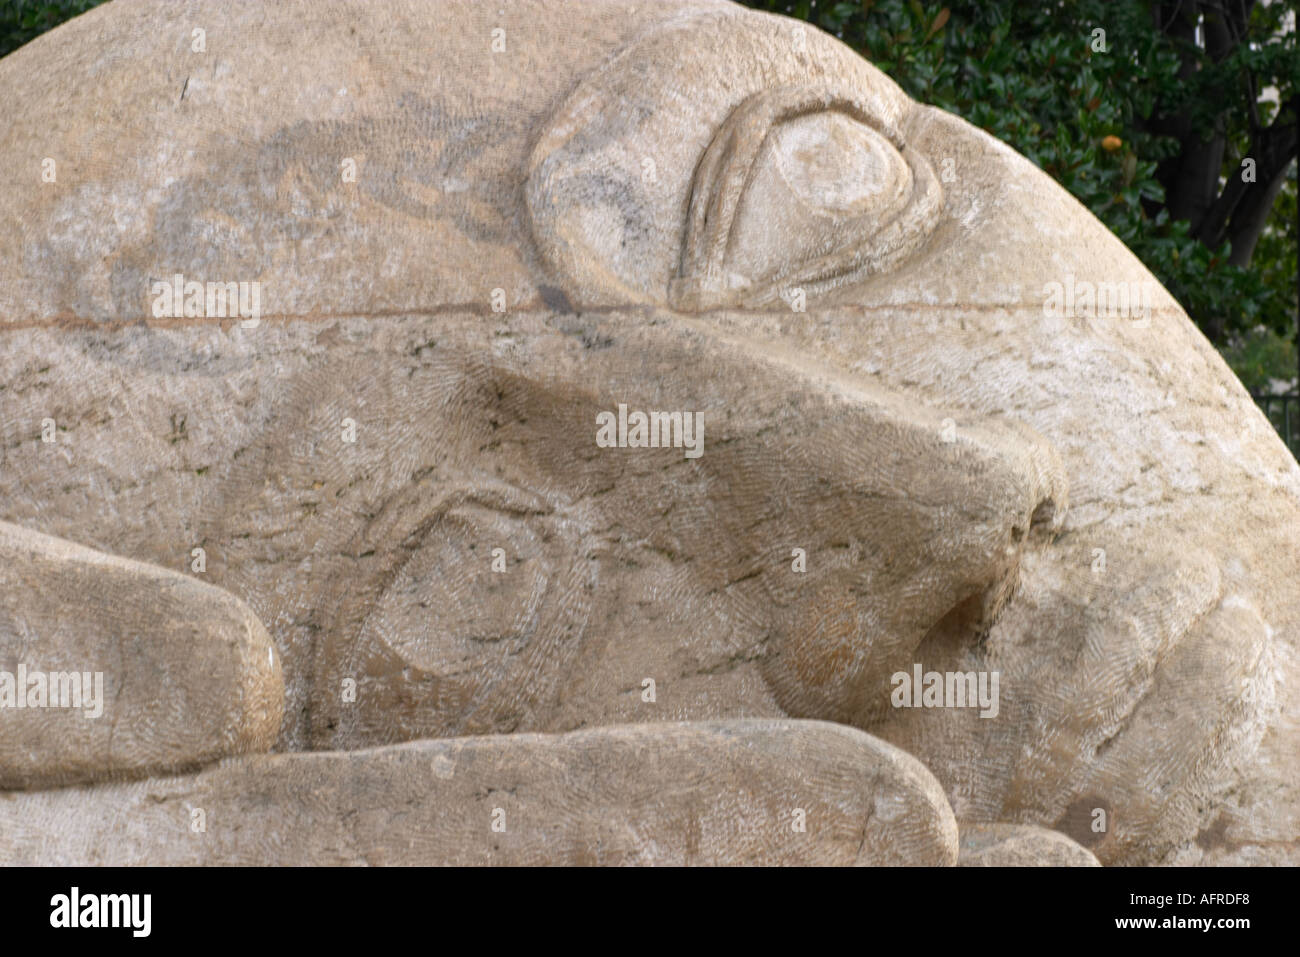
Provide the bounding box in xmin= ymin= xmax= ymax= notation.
xmin=754 ymin=114 xmax=910 ymax=215
xmin=670 ymin=87 xmax=943 ymax=311
xmin=523 ymin=14 xmax=936 ymax=312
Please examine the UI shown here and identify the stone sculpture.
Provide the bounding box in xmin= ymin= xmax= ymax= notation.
xmin=0 ymin=0 xmax=1296 ymax=865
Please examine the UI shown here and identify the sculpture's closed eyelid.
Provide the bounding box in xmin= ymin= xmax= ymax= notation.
xmin=669 ymin=84 xmax=944 ymax=311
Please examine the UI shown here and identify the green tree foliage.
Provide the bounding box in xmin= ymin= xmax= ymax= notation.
xmin=742 ymin=0 xmax=1299 ymax=383
xmin=0 ymin=0 xmax=103 ymax=59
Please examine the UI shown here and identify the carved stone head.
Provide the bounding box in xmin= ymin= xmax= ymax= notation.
xmin=1 ymin=0 xmax=1296 ymax=865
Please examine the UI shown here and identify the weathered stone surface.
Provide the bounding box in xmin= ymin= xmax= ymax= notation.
xmin=0 ymin=720 xmax=957 ymax=866
xmin=0 ymin=0 xmax=1296 ymax=865
xmin=0 ymin=520 xmax=282 ymax=789
xmin=958 ymin=824 xmax=1100 ymax=867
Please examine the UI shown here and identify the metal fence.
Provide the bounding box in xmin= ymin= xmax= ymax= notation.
xmin=1251 ymin=392 xmax=1300 ymax=460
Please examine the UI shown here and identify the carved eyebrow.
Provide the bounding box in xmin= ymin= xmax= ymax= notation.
xmin=670 ymin=84 xmax=942 ymax=312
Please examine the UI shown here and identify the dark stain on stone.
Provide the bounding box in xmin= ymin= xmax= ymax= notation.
xmin=1195 ymin=814 xmax=1231 ymax=851
xmin=538 ymin=284 xmax=575 ymax=315
xmin=557 ymin=316 xmax=614 ymax=350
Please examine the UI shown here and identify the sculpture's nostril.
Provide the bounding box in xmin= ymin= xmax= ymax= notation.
xmin=1031 ymin=498 xmax=1060 ymax=531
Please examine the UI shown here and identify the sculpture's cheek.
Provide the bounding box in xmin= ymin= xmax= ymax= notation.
xmin=781 ymin=585 xmax=864 ymax=689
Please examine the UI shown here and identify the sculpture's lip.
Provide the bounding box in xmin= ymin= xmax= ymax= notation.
xmin=1039 ymin=545 xmax=1277 ymax=846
